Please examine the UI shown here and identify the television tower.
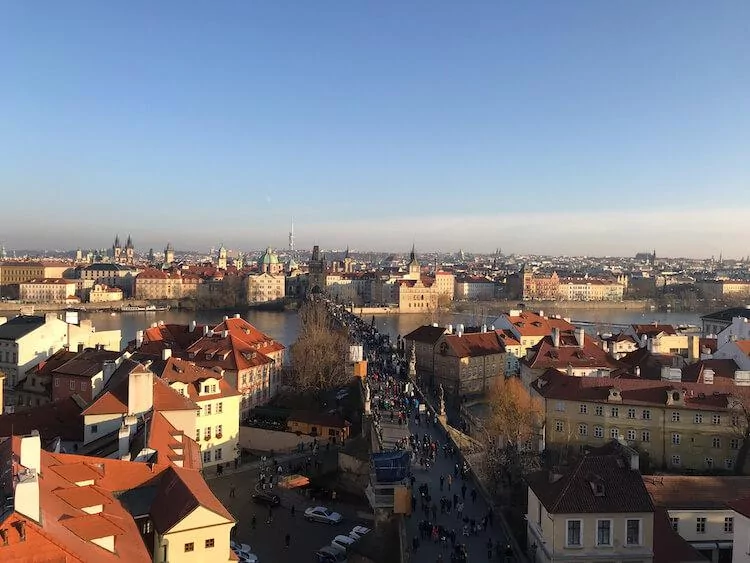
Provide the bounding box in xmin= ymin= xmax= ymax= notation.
xmin=288 ymin=218 xmax=295 ymax=253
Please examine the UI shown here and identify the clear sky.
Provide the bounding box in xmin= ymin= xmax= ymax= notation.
xmin=1 ymin=1 xmax=748 ymax=257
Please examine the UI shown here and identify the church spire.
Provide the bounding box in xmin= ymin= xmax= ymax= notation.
xmin=409 ymin=243 xmax=415 ymax=262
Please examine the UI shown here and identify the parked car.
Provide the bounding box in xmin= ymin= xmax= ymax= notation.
xmin=252 ymin=491 xmax=281 ymax=506
xmin=314 ymin=545 xmax=347 ymax=563
xmin=330 ymin=534 xmax=357 ymax=553
xmin=230 ymin=541 xmax=258 ymax=563
xmin=348 ymin=525 xmax=371 ymax=540
xmin=304 ymin=506 xmax=343 ymax=524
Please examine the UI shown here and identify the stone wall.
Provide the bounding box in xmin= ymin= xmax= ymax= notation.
xmin=239 ymin=426 xmax=315 ymax=454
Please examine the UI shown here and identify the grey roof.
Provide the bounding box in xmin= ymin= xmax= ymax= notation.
xmin=0 ymin=315 xmax=46 ymax=341
xmin=118 ymin=484 xmax=159 ymax=517
xmin=701 ymin=306 xmax=750 ymax=322
xmin=403 ymin=325 xmax=446 ymax=344
xmin=85 ymin=263 xmax=126 ymax=271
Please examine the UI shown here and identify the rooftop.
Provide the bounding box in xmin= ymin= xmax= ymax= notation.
xmin=0 ymin=315 xmax=46 ymax=341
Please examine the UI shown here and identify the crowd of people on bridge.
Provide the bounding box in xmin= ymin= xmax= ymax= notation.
xmin=325 ymin=301 xmax=516 ymax=563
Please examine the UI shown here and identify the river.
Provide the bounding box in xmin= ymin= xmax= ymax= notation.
xmin=81 ymin=307 xmax=705 ymax=348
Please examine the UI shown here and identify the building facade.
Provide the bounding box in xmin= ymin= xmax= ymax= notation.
xmin=19 ymin=278 xmax=77 ymax=303
xmin=246 ymin=272 xmax=285 ymax=304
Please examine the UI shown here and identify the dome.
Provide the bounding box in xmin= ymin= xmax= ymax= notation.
xmin=258 ymin=247 xmax=279 ymax=266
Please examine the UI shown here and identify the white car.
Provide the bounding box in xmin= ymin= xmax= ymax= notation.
xmin=330 ymin=534 xmax=357 ymax=553
xmin=349 ymin=525 xmax=371 ymax=540
xmin=230 ymin=541 xmax=258 ymax=563
xmin=305 ymin=506 xmax=343 ymax=524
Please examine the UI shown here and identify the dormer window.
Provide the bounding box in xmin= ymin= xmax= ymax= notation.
xmin=205 ymin=353 xmax=213 ymax=360
xmin=590 ymin=481 xmax=605 ymax=497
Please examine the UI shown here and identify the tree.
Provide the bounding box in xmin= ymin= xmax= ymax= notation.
xmin=288 ymin=300 xmax=350 ymax=397
xmin=729 ymin=394 xmax=750 ymax=475
xmin=482 ymin=376 xmax=544 ymax=497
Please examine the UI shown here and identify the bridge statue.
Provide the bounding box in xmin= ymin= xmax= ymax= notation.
xmin=408 ymin=344 xmax=417 ymax=380
xmin=438 ymin=383 xmax=445 ymax=416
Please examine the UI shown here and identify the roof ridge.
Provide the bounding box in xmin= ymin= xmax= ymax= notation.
xmin=549 ymin=456 xmax=588 ymax=512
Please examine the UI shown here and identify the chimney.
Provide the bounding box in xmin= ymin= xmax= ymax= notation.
xmin=703 ymin=368 xmax=714 ymax=384
xmin=577 ymin=327 xmax=585 ymax=348
xmin=490 ymin=325 xmax=495 ymax=331
xmin=457 ymin=325 xmax=464 ymax=338
xmin=15 ymin=432 xmax=41 ymax=523
xmin=203 ymin=325 xmax=210 ymax=336
xmin=635 ymin=366 xmax=641 ymax=377
xmin=103 ymin=360 xmax=117 ymax=386
xmin=481 ymin=324 xmax=487 ymax=333
xmin=551 ymin=328 xmax=560 ymax=348
xmin=189 ymin=320 xmax=196 ymax=333
xmin=647 ymin=337 xmax=654 ymax=352
xmin=127 ymin=366 xmax=154 ymax=415
xmin=688 ymin=335 xmax=700 ymax=362
xmin=223 ymin=315 xmax=229 ymax=321
xmin=538 ymin=310 xmax=544 ymax=317
xmin=447 ymin=324 xmax=453 ymax=334
xmin=118 ymin=424 xmax=131 ymax=460
xmin=234 ymin=313 xmax=241 ymax=319
xmin=162 ymin=348 xmax=172 ymax=361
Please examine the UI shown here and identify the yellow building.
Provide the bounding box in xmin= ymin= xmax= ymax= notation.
xmin=526 ymin=452 xmax=658 ymax=563
xmin=19 ymin=278 xmax=77 ymax=303
xmin=89 ymin=283 xmax=124 ymax=302
xmin=157 ymin=356 xmax=242 ymax=469
xmin=557 ymin=278 xmax=625 ymax=301
xmin=0 ymin=261 xmax=45 ymax=286
xmin=246 ymin=272 xmax=285 ymax=303
xmin=434 ymin=271 xmax=455 ymax=300
xmin=397 ymin=277 xmax=440 ymax=312
xmin=287 ymin=411 xmax=351 ymax=443
xmin=135 ymin=268 xmax=183 ymax=300
xmin=698 ymin=280 xmax=750 ymax=300
xmin=531 ymin=368 xmax=750 ymax=473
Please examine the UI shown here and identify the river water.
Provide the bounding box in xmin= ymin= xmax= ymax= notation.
xmin=81 ymin=307 xmax=704 ymax=348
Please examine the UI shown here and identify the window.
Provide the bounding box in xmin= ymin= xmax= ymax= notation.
xmin=555 ymin=420 xmax=564 ymax=432
xmin=196 ymin=428 xmax=200 ymax=441
xmin=627 ymin=408 xmax=636 ymax=419
xmin=595 ymin=405 xmax=603 ymax=416
xmin=672 ymin=433 xmax=681 ymax=445
xmin=580 ymin=404 xmax=588 ymax=414
xmin=705 ymin=457 xmax=714 ymax=469
xmin=54 ymin=378 xmax=59 ymax=387
xmin=726 ymin=458 xmax=735 ymax=470
xmin=696 ymin=517 xmax=706 ymax=534
xmin=184 ymin=542 xmax=194 ymax=552
xmin=627 ymin=429 xmax=636 ymax=441
xmin=671 ymin=455 xmax=681 ymax=467
xmin=670 ymin=517 xmax=679 ymax=532
xmin=713 ymin=414 xmax=722 ymax=425
xmin=724 ymin=517 xmax=734 ymax=533
xmin=205 ymin=538 xmax=215 ymax=548
xmin=694 ymin=413 xmax=703 ymax=424
xmin=203 ymin=451 xmax=211 ymax=463
xmin=731 ymin=438 xmax=740 ymax=450
xmin=712 ymin=437 xmax=721 ymax=448
xmin=610 ymin=407 xmax=619 ymax=418
xmin=214 ymin=448 xmax=222 ymax=461
xmin=596 ymin=519 xmax=612 ymax=546
xmin=206 ymin=404 xmax=212 ymax=415
xmin=578 ymin=424 xmax=588 ymax=437
xmin=732 ymin=415 xmax=741 ymax=427
xmin=626 ymin=519 xmax=641 ymax=546
xmin=555 ymin=401 xmax=565 ymax=412
xmin=671 ymin=411 xmax=680 ymax=422
xmin=610 ymin=428 xmax=619 ymax=439
xmin=69 ymin=380 xmax=75 ymax=390
xmin=216 ymin=424 xmax=222 ymax=438
xmin=91 ymin=424 xmax=98 ymax=434
xmin=642 ymin=409 xmax=651 ymax=420
xmin=204 ymin=428 xmax=211 ymax=440
xmin=142 ymin=520 xmax=152 ymax=534
xmin=594 ymin=426 xmax=604 ymax=438
xmin=641 ymin=430 xmax=651 ymax=443
xmin=566 ymin=520 xmax=582 ymax=547
xmin=217 ymin=402 xmax=223 ymax=414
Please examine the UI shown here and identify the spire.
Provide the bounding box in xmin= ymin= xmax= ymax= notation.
xmin=126 ymin=234 xmax=133 ymax=248
xmin=345 ymin=245 xmax=350 ymax=259
xmin=409 ymin=243 xmax=415 ymax=262
xmin=114 ymin=234 xmax=120 ymax=248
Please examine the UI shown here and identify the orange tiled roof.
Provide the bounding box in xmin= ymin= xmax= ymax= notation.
xmin=735 ymin=340 xmax=750 ymax=356
xmin=443 ymin=331 xmax=505 ymax=358
xmin=159 ymin=357 xmax=241 ymax=402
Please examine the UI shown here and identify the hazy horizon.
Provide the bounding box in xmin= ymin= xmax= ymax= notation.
xmin=1 ymin=2 xmax=748 ymax=257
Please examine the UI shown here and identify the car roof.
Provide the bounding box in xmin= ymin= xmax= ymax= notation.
xmin=333 ymin=535 xmax=355 ymax=543
xmin=352 ymin=525 xmax=370 ymax=532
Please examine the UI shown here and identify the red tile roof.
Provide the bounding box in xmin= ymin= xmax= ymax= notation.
xmin=0 ymin=396 xmax=86 ymax=442
xmin=158 ymin=357 xmax=241 ymax=402
xmin=645 ymin=475 xmax=750 ymax=509
xmin=736 ymin=340 xmax=750 ymax=356
xmin=531 ymin=368 xmax=749 ymax=411
xmin=442 ymin=331 xmax=505 ymax=358
xmin=526 ymin=454 xmax=653 ymax=514
xmin=652 ymin=509 xmax=708 ymax=563
xmin=505 ymin=311 xmax=575 ymax=337
xmin=525 ymin=333 xmax=623 ymax=371
xmin=631 ymin=323 xmax=677 ymax=337
xmin=681 ymin=359 xmax=739 ymax=384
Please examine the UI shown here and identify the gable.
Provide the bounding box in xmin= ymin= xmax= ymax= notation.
xmin=165 ymin=505 xmax=232 ymax=533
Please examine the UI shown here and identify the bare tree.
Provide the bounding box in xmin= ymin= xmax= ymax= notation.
xmin=729 ymin=395 xmax=750 ymax=475
xmin=482 ymin=376 xmax=544 ymax=495
xmin=288 ymin=300 xmax=350 ymax=397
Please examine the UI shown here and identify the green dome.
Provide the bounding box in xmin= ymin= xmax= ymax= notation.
xmin=258 ymin=247 xmax=279 ymax=266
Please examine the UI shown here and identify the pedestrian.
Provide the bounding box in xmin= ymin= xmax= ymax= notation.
xmin=447 ymin=474 xmax=452 ymax=490
xmin=266 ymin=506 xmax=273 ymax=524
xmin=229 ymin=486 xmax=235 ymax=498
xmin=291 ymin=505 xmax=295 ymax=517
xmin=487 ymin=537 xmax=493 ymax=560
xmin=471 ymin=488 xmax=477 ymax=504
xmin=461 ymin=483 xmax=467 ymax=500
xmin=285 ymin=533 xmax=290 ymax=548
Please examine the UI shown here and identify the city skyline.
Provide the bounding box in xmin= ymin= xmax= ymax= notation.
xmin=1 ymin=2 xmax=748 ymax=255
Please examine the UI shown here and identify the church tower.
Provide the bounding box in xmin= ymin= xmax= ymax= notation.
xmin=125 ymin=235 xmax=134 ymax=264
xmin=112 ymin=235 xmax=122 ymax=263
xmin=164 ymin=242 xmax=174 ymax=265
xmin=218 ymin=244 xmax=227 ymax=270
xmin=406 ymin=244 xmax=421 ymax=279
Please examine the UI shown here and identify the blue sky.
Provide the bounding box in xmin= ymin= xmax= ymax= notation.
xmin=0 ymin=1 xmax=748 ymax=257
